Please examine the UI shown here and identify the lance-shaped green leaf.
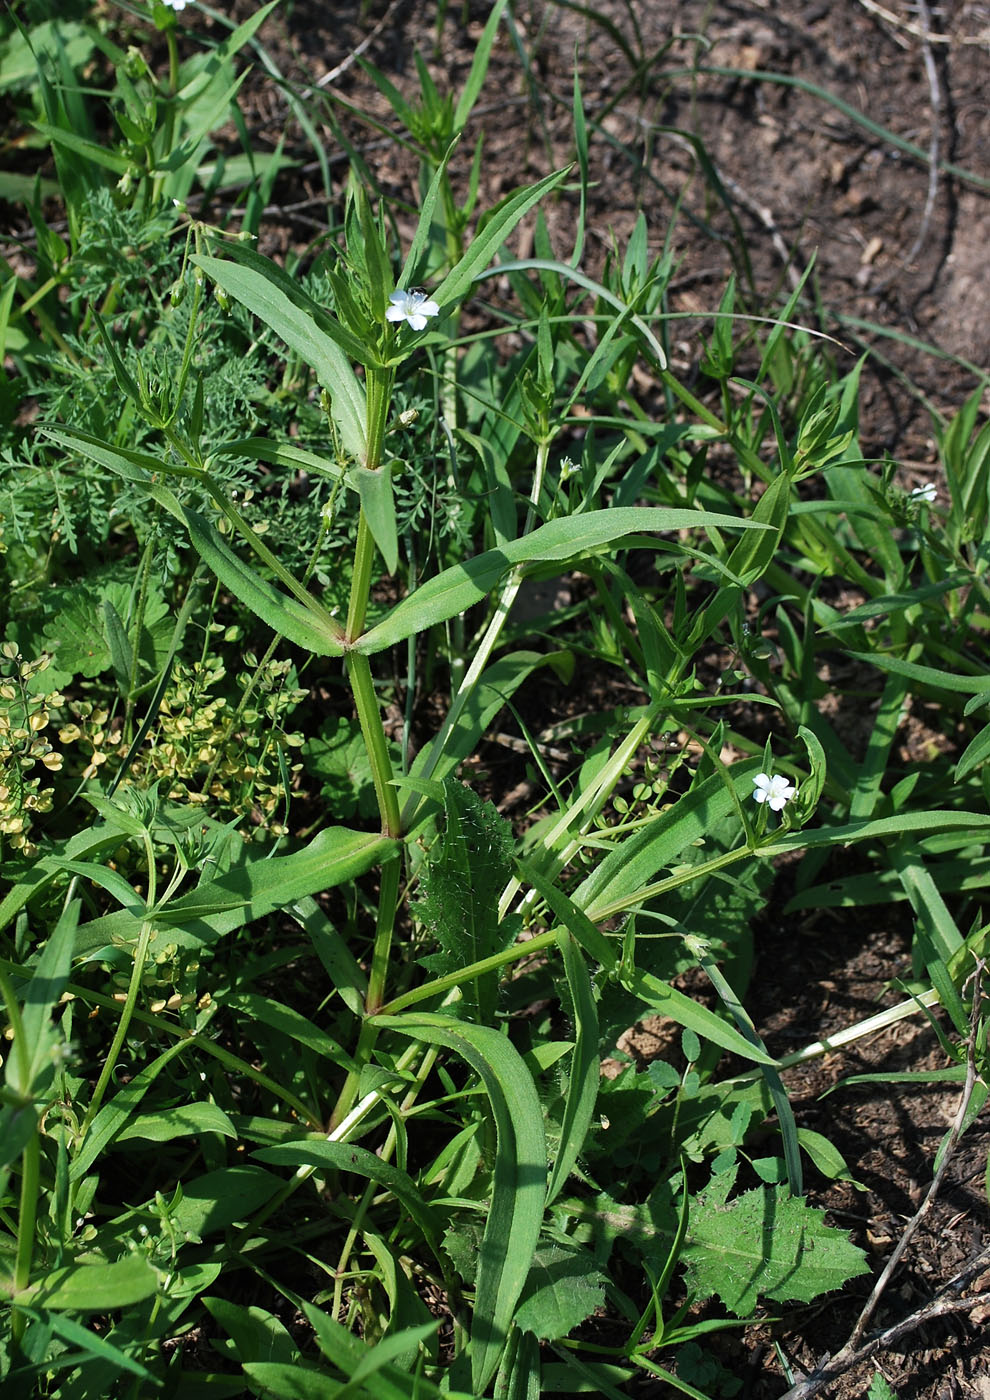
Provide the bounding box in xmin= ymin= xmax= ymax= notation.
xmin=182 ymin=506 xmax=346 ymax=655
xmin=72 ymin=827 xmax=395 ymax=955
xmin=546 ymin=931 xmax=600 ymax=1205
xmin=254 ymin=1140 xmax=444 ymax=1267
xmin=6 ymin=899 xmax=78 ymax=1103
xmin=14 ymin=1254 xmax=160 ymax=1311
xmin=431 ymin=167 xmax=571 ymax=310
xmin=848 ymin=650 xmax=990 ymax=698
xmin=42 ymin=427 xmax=191 ymax=512
xmin=357 ymin=507 xmax=766 ymax=654
xmin=574 ymin=762 xmax=761 ymax=922
xmin=193 ymin=246 xmax=367 ymax=459
xmin=368 ymin=1014 xmax=546 ymax=1393
xmin=211 ymin=436 xmax=345 ymax=484
xmin=0 ymin=825 xmax=120 ymax=935
xmin=760 ymin=809 xmax=990 ymax=856
xmin=453 ymin=0 xmax=509 ymax=131
xmin=44 ymin=428 xmax=346 ymax=652
xmin=349 ymin=464 xmax=398 ymax=575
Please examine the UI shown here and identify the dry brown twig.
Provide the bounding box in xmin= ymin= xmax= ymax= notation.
xmin=866 ymin=0 xmax=942 ymax=293
xmin=301 ymin=0 xmax=406 ymax=96
xmin=778 ymin=959 xmax=989 ymax=1400
xmin=855 ymin=0 xmax=990 ymax=47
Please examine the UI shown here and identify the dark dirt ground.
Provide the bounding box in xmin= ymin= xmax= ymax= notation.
xmin=19 ymin=0 xmax=990 ymax=1394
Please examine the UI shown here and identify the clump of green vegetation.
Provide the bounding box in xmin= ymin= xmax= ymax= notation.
xmin=0 ymin=2 xmax=987 ymax=1398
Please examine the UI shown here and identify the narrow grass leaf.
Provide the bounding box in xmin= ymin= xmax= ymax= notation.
xmin=432 ymin=168 xmax=571 ymax=310
xmin=956 ymin=722 xmax=990 ymax=781
xmin=254 ymin=1141 xmax=443 ymax=1264
xmin=358 ymin=508 xmax=764 ymax=653
xmin=623 ymin=968 xmax=777 ymax=1064
xmin=453 ymin=0 xmax=509 ymax=130
xmin=224 ymin=994 xmax=357 ymax=1072
xmin=192 ymin=250 xmax=367 ymax=456
xmin=369 ymin=1014 xmax=546 ymax=1393
xmin=848 ymin=651 xmax=990 ymax=697
xmin=890 ymin=846 xmax=964 ymax=962
xmin=478 ymin=257 xmax=667 ymax=369
xmin=182 ymin=507 xmax=346 ymax=655
xmin=546 ymin=932 xmax=600 ymax=1205
xmin=13 ymin=898 xmax=78 ymax=1101
xmin=762 ymin=810 xmax=990 ymax=857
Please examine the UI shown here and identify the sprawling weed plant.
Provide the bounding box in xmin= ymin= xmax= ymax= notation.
xmin=1 ymin=3 xmax=989 ymax=1397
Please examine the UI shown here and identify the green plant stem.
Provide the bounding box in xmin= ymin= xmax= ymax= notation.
xmin=150 ymin=29 xmax=181 ymax=208
xmin=329 ymin=1038 xmax=441 ymax=1320
xmin=365 ymin=854 xmax=401 ymax=1012
xmin=0 ymin=968 xmax=31 ymax=1095
xmin=587 ymin=843 xmax=757 ymax=922
xmin=345 ymin=510 xmax=377 ymax=642
xmin=376 ymin=927 xmax=558 ymax=1017
xmin=498 ymin=698 xmax=665 ymax=919
xmin=239 ymin=1039 xmax=426 ymax=1246
xmin=172 ymin=250 xmax=205 ymax=414
xmin=331 ymin=1177 xmax=376 ymax=1321
xmin=326 ymin=1014 xmax=382 ymax=1135
xmin=11 ymin=1133 xmax=40 ymax=1342
xmin=78 ymin=921 xmax=155 ymax=1140
xmin=346 ymin=650 xmax=401 ymax=838
xmin=692 ymin=938 xmax=802 ymax=1196
xmin=123 ymin=520 xmax=158 ymax=742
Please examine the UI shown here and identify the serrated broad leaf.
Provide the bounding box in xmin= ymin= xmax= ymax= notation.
xmin=413 ymin=779 xmax=519 ymax=1022
xmin=514 ymin=1244 xmax=606 ymax=1340
xmin=680 ymin=1175 xmax=869 ymax=1315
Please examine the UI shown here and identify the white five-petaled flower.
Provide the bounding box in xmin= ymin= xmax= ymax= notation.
xmin=910 ymin=482 xmax=937 ymax=503
xmin=160 ymin=0 xmax=188 ymax=9
xmin=385 ymin=288 xmax=440 ymax=331
xmin=752 ymin=772 xmax=796 ymax=812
